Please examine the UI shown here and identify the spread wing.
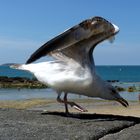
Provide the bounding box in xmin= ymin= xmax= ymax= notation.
xmin=26 ymin=18 xmax=94 ymax=64
xmin=26 ymin=16 xmax=118 ymax=66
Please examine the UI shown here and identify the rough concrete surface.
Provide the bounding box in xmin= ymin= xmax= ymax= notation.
xmin=0 ymin=108 xmax=140 ymax=140
xmin=100 ymin=123 xmax=140 ymax=140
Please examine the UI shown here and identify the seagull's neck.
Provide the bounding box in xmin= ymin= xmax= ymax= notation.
xmin=81 ymin=52 xmax=95 ymax=73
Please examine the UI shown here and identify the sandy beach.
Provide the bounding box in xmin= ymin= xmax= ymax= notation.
xmin=0 ymin=98 xmax=140 ymax=117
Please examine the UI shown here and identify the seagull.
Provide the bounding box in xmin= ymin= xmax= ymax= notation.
xmin=11 ymin=16 xmax=129 ymax=114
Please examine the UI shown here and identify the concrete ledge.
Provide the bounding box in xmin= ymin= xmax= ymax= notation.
xmin=0 ymin=109 xmax=140 ymax=140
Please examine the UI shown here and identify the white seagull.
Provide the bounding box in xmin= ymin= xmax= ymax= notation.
xmin=11 ymin=16 xmax=128 ymax=114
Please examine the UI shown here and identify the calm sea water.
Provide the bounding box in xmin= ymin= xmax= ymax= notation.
xmin=0 ymin=88 xmax=139 ymax=101
xmin=96 ymin=66 xmax=140 ymax=82
xmin=0 ymin=65 xmax=140 ymax=101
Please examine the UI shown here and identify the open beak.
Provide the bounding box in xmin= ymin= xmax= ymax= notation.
xmin=116 ymin=98 xmax=129 ymax=107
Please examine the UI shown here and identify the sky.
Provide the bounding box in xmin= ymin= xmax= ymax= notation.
xmin=0 ymin=0 xmax=140 ymax=65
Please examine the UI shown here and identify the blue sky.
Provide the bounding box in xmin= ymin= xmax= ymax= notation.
xmin=0 ymin=0 xmax=139 ymax=65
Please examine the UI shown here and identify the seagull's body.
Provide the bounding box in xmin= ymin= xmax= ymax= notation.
xmin=23 ymin=61 xmax=93 ymax=95
xmin=11 ymin=16 xmax=128 ymax=113
xmin=19 ymin=60 xmax=102 ymax=98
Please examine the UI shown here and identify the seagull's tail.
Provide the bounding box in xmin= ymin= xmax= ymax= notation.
xmin=0 ymin=63 xmax=23 ymax=69
xmin=1 ymin=63 xmax=25 ymax=70
xmin=1 ymin=63 xmax=33 ymax=74
xmin=10 ymin=64 xmax=27 ymax=71
xmin=10 ymin=64 xmax=23 ymax=70
xmin=10 ymin=63 xmax=35 ymax=73
xmin=2 ymin=63 xmax=34 ymax=73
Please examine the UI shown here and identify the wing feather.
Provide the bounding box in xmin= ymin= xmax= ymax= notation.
xmin=26 ymin=20 xmax=91 ymax=64
xmin=26 ymin=16 xmax=117 ymax=67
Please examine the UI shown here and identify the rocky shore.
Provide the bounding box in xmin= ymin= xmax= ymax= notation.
xmin=0 ymin=76 xmax=47 ymax=89
xmin=0 ymin=76 xmax=140 ymax=93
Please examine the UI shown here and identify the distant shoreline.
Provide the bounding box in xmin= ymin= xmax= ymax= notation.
xmin=0 ymin=76 xmax=140 ymax=93
xmin=0 ymin=76 xmax=47 ymax=89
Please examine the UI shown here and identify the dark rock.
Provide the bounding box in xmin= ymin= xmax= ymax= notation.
xmin=107 ymin=80 xmax=119 ymax=83
xmin=0 ymin=76 xmax=47 ymax=88
xmin=115 ymin=86 xmax=125 ymax=92
xmin=128 ymin=86 xmax=135 ymax=92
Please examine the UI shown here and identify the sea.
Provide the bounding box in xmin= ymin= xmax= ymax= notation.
xmin=0 ymin=65 xmax=140 ymax=101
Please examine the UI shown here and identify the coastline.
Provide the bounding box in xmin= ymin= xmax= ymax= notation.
xmin=0 ymin=76 xmax=140 ymax=117
xmin=0 ymin=98 xmax=140 ymax=117
xmin=0 ymin=76 xmax=140 ymax=93
xmin=0 ymin=76 xmax=47 ymax=88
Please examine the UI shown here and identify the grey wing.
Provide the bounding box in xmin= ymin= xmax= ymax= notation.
xmin=26 ymin=16 xmax=116 ymax=68
xmin=26 ymin=19 xmax=92 ymax=64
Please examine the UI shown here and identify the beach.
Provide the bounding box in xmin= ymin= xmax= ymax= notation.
xmin=0 ymin=77 xmax=140 ymax=117
xmin=0 ymin=78 xmax=140 ymax=117
xmin=0 ymin=98 xmax=140 ymax=117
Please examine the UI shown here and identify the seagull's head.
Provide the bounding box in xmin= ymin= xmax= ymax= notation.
xmin=101 ymin=83 xmax=129 ymax=107
xmin=80 ymin=16 xmax=119 ymax=44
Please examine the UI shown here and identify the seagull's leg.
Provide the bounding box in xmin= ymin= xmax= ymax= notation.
xmin=63 ymin=93 xmax=88 ymax=112
xmin=57 ymin=91 xmax=87 ymax=112
xmin=56 ymin=91 xmax=63 ymax=103
xmin=63 ymin=92 xmax=69 ymax=114
xmin=56 ymin=92 xmax=70 ymax=115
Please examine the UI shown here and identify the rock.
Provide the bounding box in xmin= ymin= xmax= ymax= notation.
xmin=107 ymin=80 xmax=119 ymax=83
xmin=0 ymin=109 xmax=140 ymax=140
xmin=128 ymin=86 xmax=135 ymax=92
xmin=115 ymin=86 xmax=125 ymax=92
xmin=0 ymin=76 xmax=47 ymax=88
xmin=100 ymin=124 xmax=140 ymax=140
